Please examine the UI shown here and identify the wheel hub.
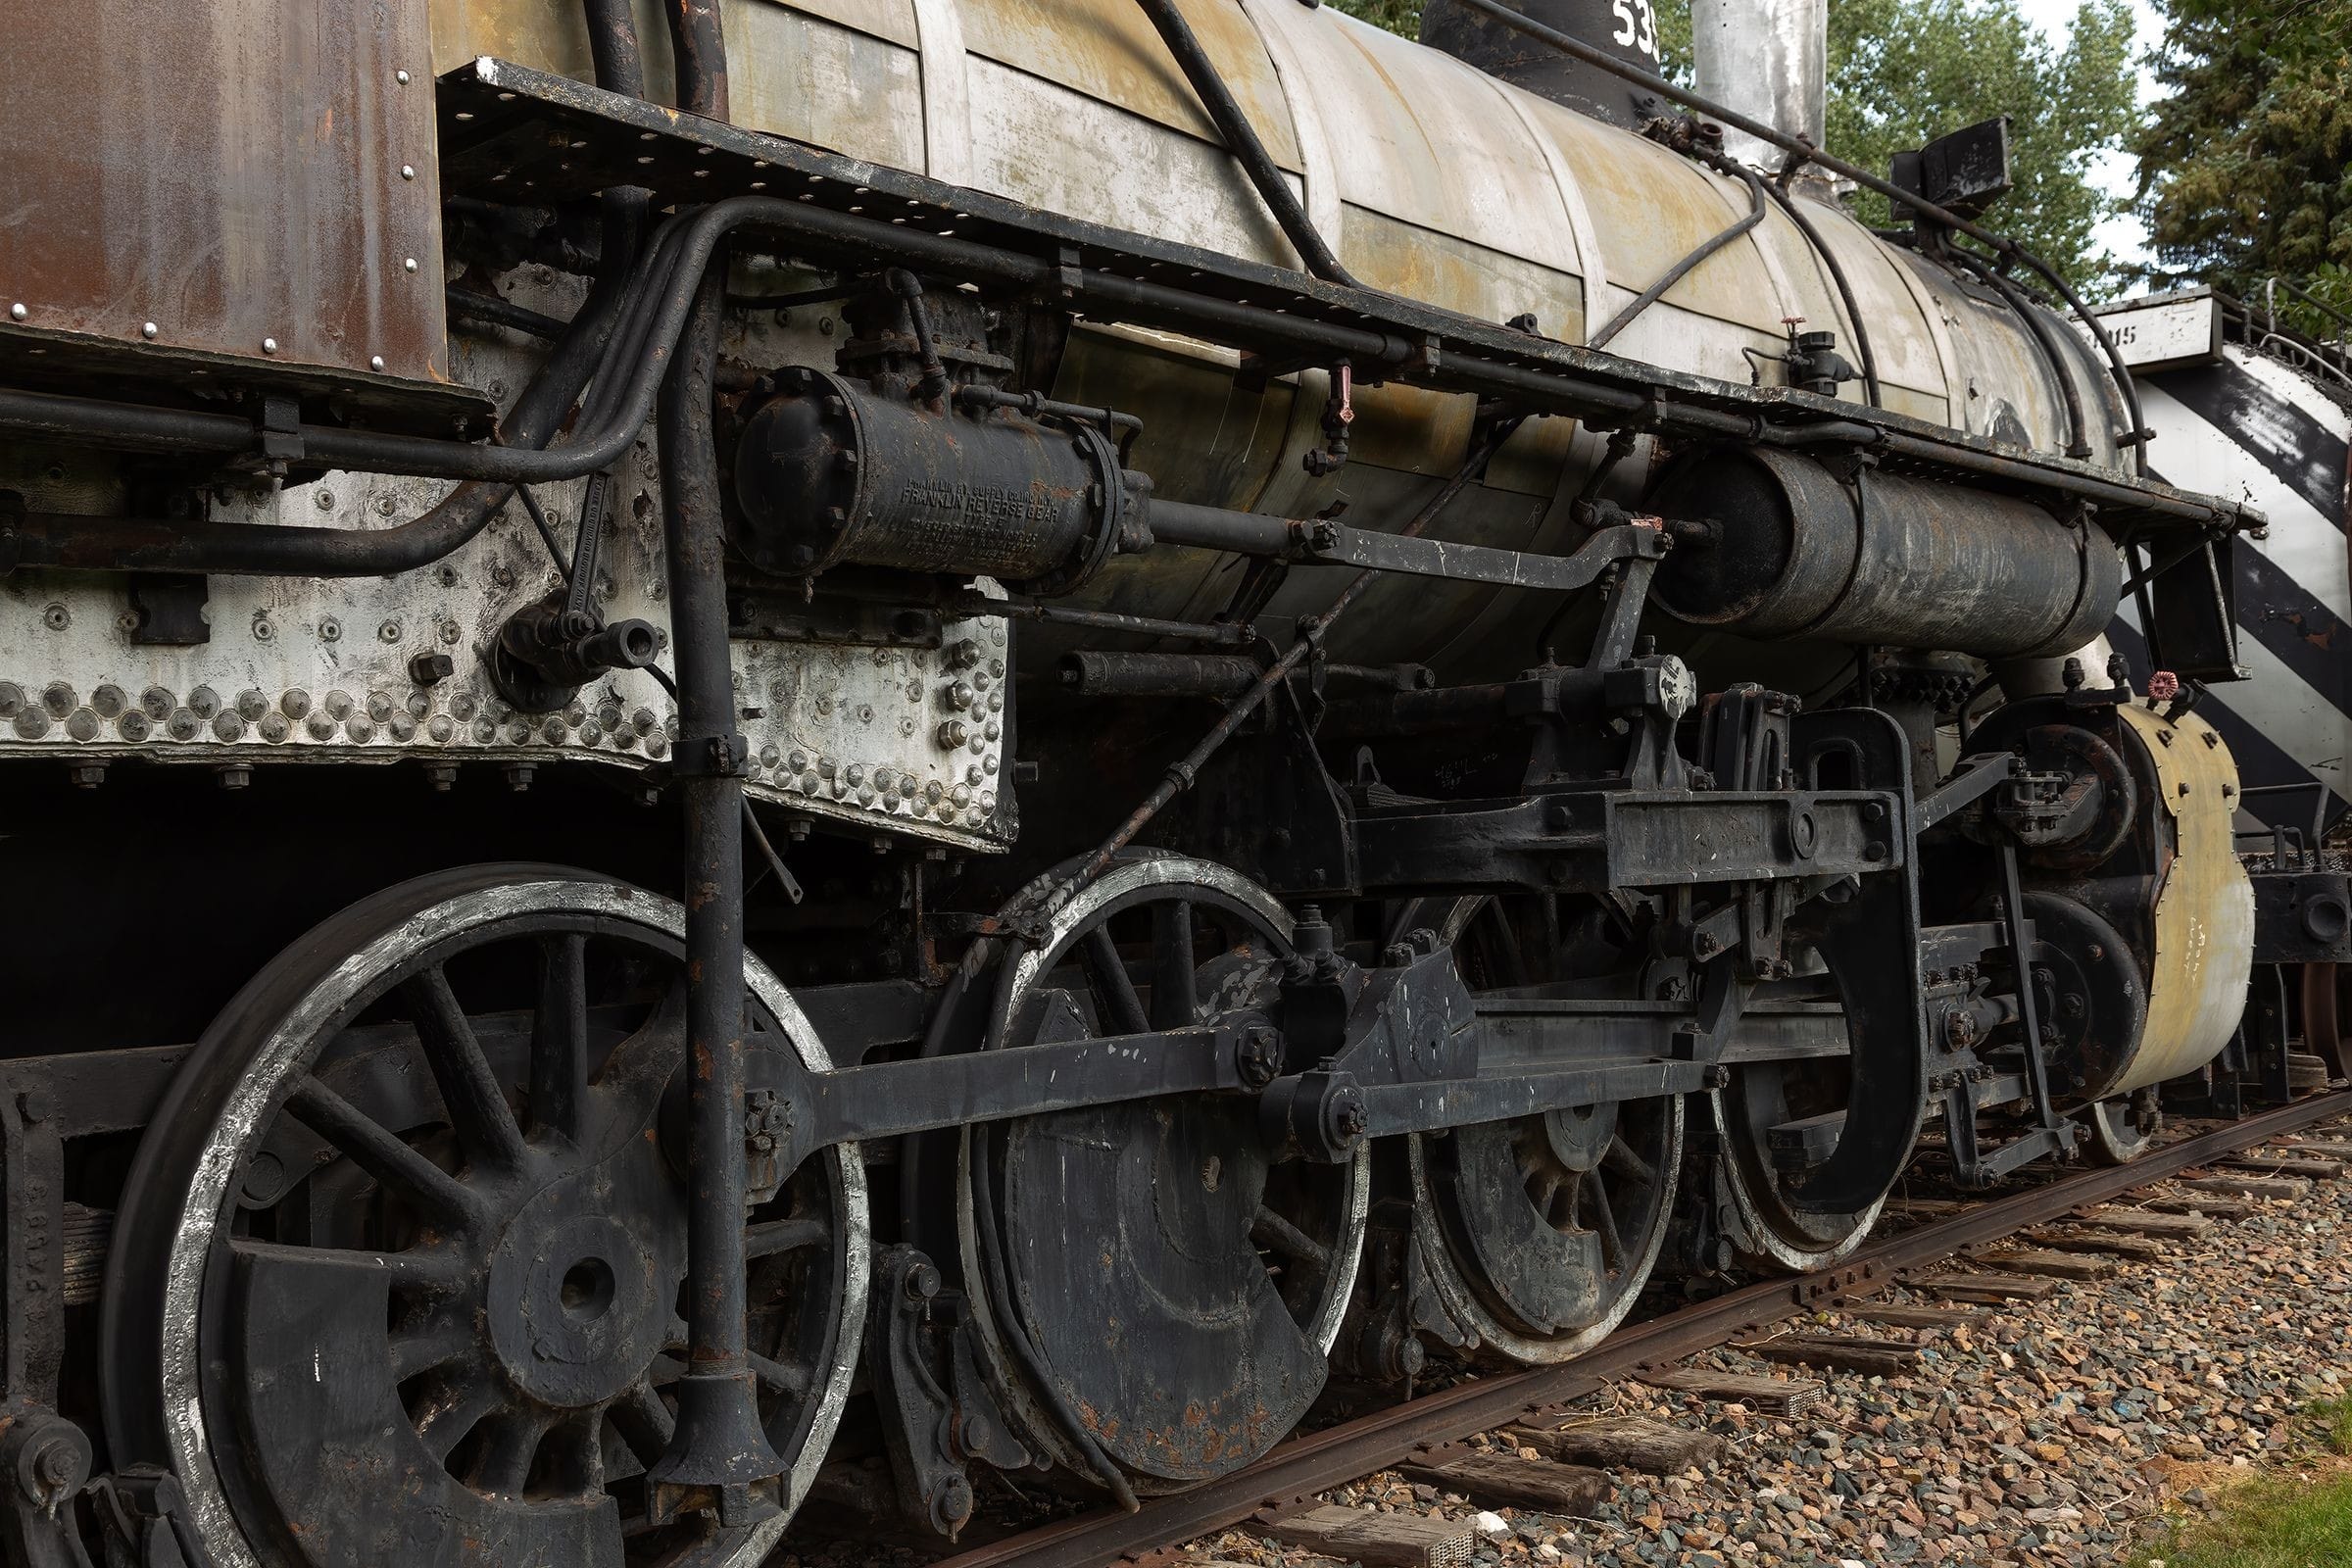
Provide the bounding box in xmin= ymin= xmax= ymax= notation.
xmin=103 ymin=872 xmax=865 ymax=1568
xmin=486 ymin=1176 xmax=684 ymax=1410
xmin=1543 ymin=1102 xmax=1617 ymax=1171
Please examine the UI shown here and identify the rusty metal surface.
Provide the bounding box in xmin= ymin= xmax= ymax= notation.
xmin=0 ymin=0 xmax=450 ymax=388
xmin=926 ymin=1088 xmax=2352 ymax=1568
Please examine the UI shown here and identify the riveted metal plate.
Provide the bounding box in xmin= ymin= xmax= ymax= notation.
xmin=0 ymin=0 xmax=471 ymax=430
xmin=0 ymin=286 xmax=1010 ymax=849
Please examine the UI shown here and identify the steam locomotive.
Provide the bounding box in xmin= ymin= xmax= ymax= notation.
xmin=0 ymin=0 xmax=2338 ymax=1563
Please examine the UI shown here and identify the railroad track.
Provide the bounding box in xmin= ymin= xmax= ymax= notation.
xmin=919 ymin=1089 xmax=2352 ymax=1568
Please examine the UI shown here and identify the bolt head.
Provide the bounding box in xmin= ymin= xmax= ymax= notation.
xmin=8 ymin=304 xmax=24 ymax=321
xmin=141 ymin=321 xmax=159 ymax=339
xmin=261 ymin=336 xmax=277 ymax=354
xmin=369 ymin=355 xmax=387 ymax=372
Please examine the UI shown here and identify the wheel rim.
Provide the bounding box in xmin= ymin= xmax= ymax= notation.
xmin=954 ymin=855 xmax=1367 ymax=1493
xmin=1709 ymin=1051 xmax=1885 ymax=1272
xmin=105 ymin=868 xmax=866 ymax=1568
xmin=1405 ymin=896 xmax=1683 ymax=1363
xmin=2082 ymin=1096 xmax=2158 ymax=1165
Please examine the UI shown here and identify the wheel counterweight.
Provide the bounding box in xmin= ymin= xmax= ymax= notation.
xmin=947 ymin=855 xmax=1368 ymax=1495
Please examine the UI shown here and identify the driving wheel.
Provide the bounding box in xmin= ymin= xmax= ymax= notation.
xmin=947 ymin=854 xmax=1367 ymax=1496
xmin=100 ymin=865 xmax=866 ymax=1568
xmin=1402 ymin=895 xmax=1683 ymax=1363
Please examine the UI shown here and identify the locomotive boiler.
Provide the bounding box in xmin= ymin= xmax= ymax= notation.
xmin=0 ymin=0 xmax=2301 ymax=1563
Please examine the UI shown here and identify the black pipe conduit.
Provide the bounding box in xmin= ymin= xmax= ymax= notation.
xmin=584 ymin=0 xmax=649 ymax=98
xmin=1443 ymin=0 xmax=2147 ymax=471
xmin=641 ymin=0 xmax=789 ymax=1512
xmin=666 ymin=0 xmax=731 ymax=121
xmin=644 ymin=263 xmax=789 ymax=1508
xmin=1129 ymin=0 xmax=1360 ymax=288
xmin=1586 ymin=163 xmax=1766 ymax=352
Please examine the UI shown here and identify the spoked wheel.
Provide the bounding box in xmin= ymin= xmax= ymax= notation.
xmin=101 ymin=866 xmax=866 ymax=1568
xmin=948 ymin=854 xmax=1367 ymax=1497
xmin=1403 ymin=896 xmax=1683 ymax=1364
xmin=2082 ymin=1093 xmax=2160 ymax=1165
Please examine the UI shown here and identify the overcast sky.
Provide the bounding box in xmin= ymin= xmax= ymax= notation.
xmin=2011 ymin=0 xmax=2168 ymax=274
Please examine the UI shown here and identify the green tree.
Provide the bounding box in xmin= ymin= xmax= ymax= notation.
xmin=1327 ymin=0 xmax=2137 ymax=287
xmin=1325 ymin=0 xmax=1424 ymax=38
xmin=2134 ymin=0 xmax=2352 ymax=335
xmin=1821 ymin=0 xmax=2138 ymax=284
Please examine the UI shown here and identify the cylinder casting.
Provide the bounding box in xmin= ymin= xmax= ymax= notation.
xmin=1645 ymin=446 xmax=2121 ymax=656
xmin=733 ymin=367 xmax=1133 ymax=588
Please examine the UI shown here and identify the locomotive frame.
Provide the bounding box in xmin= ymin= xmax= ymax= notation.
xmin=0 ymin=1 xmax=2331 ymax=1565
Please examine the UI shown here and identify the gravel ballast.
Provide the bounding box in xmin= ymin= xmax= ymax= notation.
xmin=1163 ymin=1125 xmax=2352 ymax=1568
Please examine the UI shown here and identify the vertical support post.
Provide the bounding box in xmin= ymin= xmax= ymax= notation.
xmin=1996 ymin=844 xmax=2071 ymax=1152
xmin=646 ymin=268 xmax=784 ymax=1524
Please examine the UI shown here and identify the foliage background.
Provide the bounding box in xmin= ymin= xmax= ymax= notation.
xmin=2133 ymin=0 xmax=2352 ymax=334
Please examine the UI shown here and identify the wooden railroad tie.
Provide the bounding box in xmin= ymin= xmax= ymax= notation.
xmin=1398 ymin=1446 xmax=1612 ymax=1513
xmin=1500 ymin=1415 xmax=1725 ymax=1475
xmin=1636 ymin=1367 xmax=1828 ymax=1415
xmin=1736 ymin=1334 xmax=1926 ymax=1377
xmin=2180 ymin=1173 xmax=2313 ymax=1200
xmin=1914 ymin=1270 xmax=2060 ymax=1303
xmin=1844 ymin=1302 xmax=1995 ymax=1333
xmin=1973 ymin=1247 xmax=2119 ymax=1281
xmin=1884 ymin=1199 xmax=1969 ymax=1219
xmin=2015 ymin=1227 xmax=2166 ymax=1263
xmin=2215 ymin=1152 xmax=2347 ymax=1180
xmin=2064 ymin=1206 xmax=2212 ymax=1239
xmin=1258 ymin=1503 xmax=1478 ymax=1567
xmin=2281 ymin=1140 xmax=2352 ymax=1160
xmin=2140 ymin=1192 xmax=2254 ymax=1221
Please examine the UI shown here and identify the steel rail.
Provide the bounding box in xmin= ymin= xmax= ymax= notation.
xmin=926 ymin=1088 xmax=2352 ymax=1568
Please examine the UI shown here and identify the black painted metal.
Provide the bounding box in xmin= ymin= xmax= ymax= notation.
xmin=646 ymin=270 xmax=787 ymax=1521
xmin=735 ymin=366 xmax=1129 ymax=582
xmin=931 ymin=1089 xmax=2352 ymax=1568
xmin=1645 ymin=446 xmax=2120 ymax=655
xmin=1418 ymin=0 xmax=1667 ymax=128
